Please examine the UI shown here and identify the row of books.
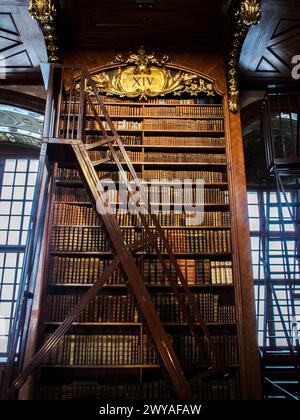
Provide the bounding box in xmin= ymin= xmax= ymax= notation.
xmin=143 ymin=136 xmax=225 ymax=146
xmin=88 ymin=150 xmax=227 ymax=164
xmin=143 ymin=152 xmax=226 ymax=163
xmin=55 ymin=187 xmax=90 ymax=203
xmin=52 ymin=204 xmax=230 ymax=227
xmin=85 ymin=120 xmax=142 ymax=131
xmin=50 ymin=226 xmax=231 ymax=253
xmin=98 ymin=105 xmax=224 ymax=118
xmin=88 ymin=150 xmax=141 ymax=163
xmin=115 ymin=210 xmax=231 ymax=227
xmin=39 ymin=381 xmax=173 ymax=400
xmin=55 ymin=185 xmax=229 ymax=205
xmin=142 ymin=170 xmax=226 ymax=182
xmin=43 ymin=334 xmax=141 ymax=366
xmin=96 ymin=169 xmax=225 ymax=183
xmin=171 ymin=334 xmax=239 ymax=365
xmin=155 ymin=229 xmax=232 ymax=253
xmin=45 ymin=295 xmax=139 ymax=323
xmin=49 ymin=256 xmax=132 ymax=285
xmin=144 ymin=259 xmax=233 ymax=285
xmin=143 ymin=105 xmax=224 ymax=118
xmin=45 ymin=293 xmax=236 ymax=323
xmin=152 ymin=293 xmax=235 ymax=323
xmin=145 ymin=186 xmax=229 ymax=203
xmin=51 ymin=226 xmax=110 ymax=252
xmin=39 ymin=376 xmax=239 ymax=400
xmin=48 ymin=256 xmax=233 ymax=286
xmin=143 ymin=119 xmax=224 ymax=131
xmin=85 ymin=134 xmax=142 ymax=145
xmin=43 ymin=333 xmax=238 ymax=366
xmin=53 ymin=203 xmax=100 ymax=226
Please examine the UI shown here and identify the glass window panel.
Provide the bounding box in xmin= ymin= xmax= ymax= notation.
xmin=5 ymin=253 xmax=17 ymax=267
xmin=14 ymin=173 xmax=27 ymax=186
xmin=13 ymin=187 xmax=25 ymax=200
xmin=26 ymin=187 xmax=35 ymax=200
xmin=3 ymin=268 xmax=15 ymax=284
xmin=24 ymin=202 xmax=32 ymax=216
xmin=4 ymin=160 xmax=16 ymax=172
xmin=249 ymin=218 xmax=260 ymax=230
xmin=0 ymin=216 xmax=9 ymax=230
xmin=1 ymin=187 xmax=13 ymax=200
xmin=10 ymin=216 xmax=22 ymax=229
xmin=2 ymin=173 xmax=14 ymax=185
xmin=22 ymin=216 xmax=30 ymax=230
xmin=16 ymin=160 xmax=28 ymax=172
xmin=27 ymin=173 xmax=37 ymax=186
xmin=0 ymin=303 xmax=11 ymax=317
xmin=29 ymin=161 xmax=39 ymax=172
xmin=9 ymin=216 xmax=21 ymax=230
xmin=7 ymin=231 xmax=20 ymax=245
xmin=247 ymin=192 xmax=258 ymax=204
xmin=1 ymin=285 xmax=14 ymax=300
xmin=11 ymin=202 xmax=23 ymax=215
xmin=0 ymin=337 xmax=8 ymax=353
xmin=248 ymin=205 xmax=259 ymax=218
xmin=0 ymin=231 xmax=7 ymax=245
xmin=21 ymin=231 xmax=28 ymax=245
xmin=0 ymin=202 xmax=11 ymax=215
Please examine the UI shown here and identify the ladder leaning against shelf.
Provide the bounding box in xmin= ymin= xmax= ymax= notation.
xmin=3 ymin=66 xmax=229 ymax=400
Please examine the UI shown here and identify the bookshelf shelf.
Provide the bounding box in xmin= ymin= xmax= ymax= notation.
xmin=47 ymin=283 xmax=235 ymax=289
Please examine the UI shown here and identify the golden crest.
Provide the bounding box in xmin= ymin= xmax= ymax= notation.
xmin=90 ymin=48 xmax=215 ymax=100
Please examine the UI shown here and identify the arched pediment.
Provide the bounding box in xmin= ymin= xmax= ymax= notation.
xmin=76 ymin=48 xmax=223 ymax=100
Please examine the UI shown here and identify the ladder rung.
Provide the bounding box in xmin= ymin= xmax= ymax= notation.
xmin=92 ymin=157 xmax=112 ymax=166
xmin=188 ymin=366 xmax=221 ymax=385
xmin=85 ymin=137 xmax=117 ymax=150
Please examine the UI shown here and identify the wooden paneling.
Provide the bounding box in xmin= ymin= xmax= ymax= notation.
xmin=240 ymin=0 xmax=300 ymax=86
xmin=58 ymin=0 xmax=234 ymax=52
xmin=0 ymin=1 xmax=47 ymax=83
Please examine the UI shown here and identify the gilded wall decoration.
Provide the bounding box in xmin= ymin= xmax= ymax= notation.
xmin=228 ymin=0 xmax=261 ymax=113
xmin=90 ymin=47 xmax=216 ymax=100
xmin=29 ymin=0 xmax=59 ymax=62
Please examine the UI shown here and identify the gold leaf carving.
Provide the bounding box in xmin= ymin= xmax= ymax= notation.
xmin=228 ymin=0 xmax=261 ymax=113
xmin=29 ymin=0 xmax=59 ymax=62
xmin=90 ymin=48 xmax=215 ymax=100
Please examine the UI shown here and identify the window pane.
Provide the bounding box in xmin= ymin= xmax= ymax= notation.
xmin=0 ymin=156 xmax=39 ymax=359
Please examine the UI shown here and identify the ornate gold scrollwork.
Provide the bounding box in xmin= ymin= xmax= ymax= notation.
xmin=29 ymin=0 xmax=59 ymax=62
xmin=90 ymin=47 xmax=215 ymax=100
xmin=228 ymin=0 xmax=261 ymax=113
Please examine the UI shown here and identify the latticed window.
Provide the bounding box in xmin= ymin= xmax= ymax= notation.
xmin=0 ymin=152 xmax=39 ymax=361
xmin=247 ymin=191 xmax=300 ymax=347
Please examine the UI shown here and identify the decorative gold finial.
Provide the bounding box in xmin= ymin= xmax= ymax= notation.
xmin=228 ymin=0 xmax=261 ymax=113
xmin=29 ymin=0 xmax=59 ymax=62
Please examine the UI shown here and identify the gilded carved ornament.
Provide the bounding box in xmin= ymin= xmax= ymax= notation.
xmin=89 ymin=47 xmax=216 ymax=100
xmin=29 ymin=0 xmax=59 ymax=62
xmin=228 ymin=0 xmax=261 ymax=113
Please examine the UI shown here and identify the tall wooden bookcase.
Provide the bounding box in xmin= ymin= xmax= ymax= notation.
xmin=20 ymin=54 xmax=262 ymax=400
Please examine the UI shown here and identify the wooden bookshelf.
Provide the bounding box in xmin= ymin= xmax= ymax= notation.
xmin=33 ymin=92 xmax=248 ymax=401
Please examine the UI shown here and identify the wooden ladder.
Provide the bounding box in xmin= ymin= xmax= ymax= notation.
xmin=4 ymin=68 xmax=225 ymax=399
